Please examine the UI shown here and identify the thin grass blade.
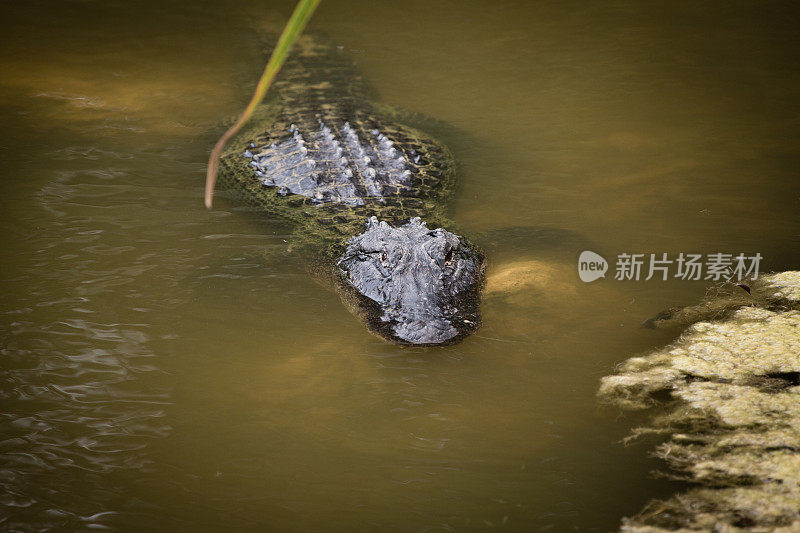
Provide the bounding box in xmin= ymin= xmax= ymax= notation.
xmin=205 ymin=0 xmax=322 ymax=208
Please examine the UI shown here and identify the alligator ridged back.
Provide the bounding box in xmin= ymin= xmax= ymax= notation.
xmin=218 ymin=35 xmax=457 ymax=258
xmin=271 ymin=36 xmax=370 ymax=125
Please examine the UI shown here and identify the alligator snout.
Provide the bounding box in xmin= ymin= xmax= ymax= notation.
xmin=337 ymin=217 xmax=484 ymax=346
xmin=393 ymin=317 xmax=459 ymax=345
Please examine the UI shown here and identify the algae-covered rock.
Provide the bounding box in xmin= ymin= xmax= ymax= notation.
xmin=644 ymin=271 xmax=800 ymax=330
xmin=599 ymin=272 xmax=800 ymax=532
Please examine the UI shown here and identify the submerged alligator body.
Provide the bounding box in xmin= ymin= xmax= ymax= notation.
xmin=218 ymin=37 xmax=484 ymax=345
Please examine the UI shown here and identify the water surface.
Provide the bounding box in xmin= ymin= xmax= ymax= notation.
xmin=1 ymin=1 xmax=798 ymax=530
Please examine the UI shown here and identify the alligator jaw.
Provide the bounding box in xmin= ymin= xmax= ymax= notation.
xmin=336 ymin=217 xmax=484 ymax=346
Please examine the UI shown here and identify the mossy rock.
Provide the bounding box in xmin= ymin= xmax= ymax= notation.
xmin=599 ymin=272 xmax=800 ymax=532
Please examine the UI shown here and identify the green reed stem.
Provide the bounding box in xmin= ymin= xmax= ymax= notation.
xmin=205 ymin=0 xmax=322 ymax=208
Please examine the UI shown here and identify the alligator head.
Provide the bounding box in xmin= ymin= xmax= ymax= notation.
xmin=337 ymin=217 xmax=484 ymax=346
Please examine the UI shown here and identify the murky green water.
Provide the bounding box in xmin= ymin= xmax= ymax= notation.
xmin=1 ymin=1 xmax=798 ymax=530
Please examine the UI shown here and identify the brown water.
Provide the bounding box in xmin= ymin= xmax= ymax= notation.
xmin=1 ymin=1 xmax=798 ymax=530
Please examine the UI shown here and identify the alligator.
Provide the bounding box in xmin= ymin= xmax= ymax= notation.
xmin=216 ymin=36 xmax=485 ymax=346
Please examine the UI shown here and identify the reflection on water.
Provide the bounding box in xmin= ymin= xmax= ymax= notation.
xmin=1 ymin=0 xmax=798 ymax=530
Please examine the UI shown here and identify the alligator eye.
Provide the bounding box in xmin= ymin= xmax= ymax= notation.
xmin=381 ymin=252 xmax=388 ymax=263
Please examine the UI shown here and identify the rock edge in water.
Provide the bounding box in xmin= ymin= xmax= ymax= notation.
xmin=598 ymin=271 xmax=800 ymax=532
